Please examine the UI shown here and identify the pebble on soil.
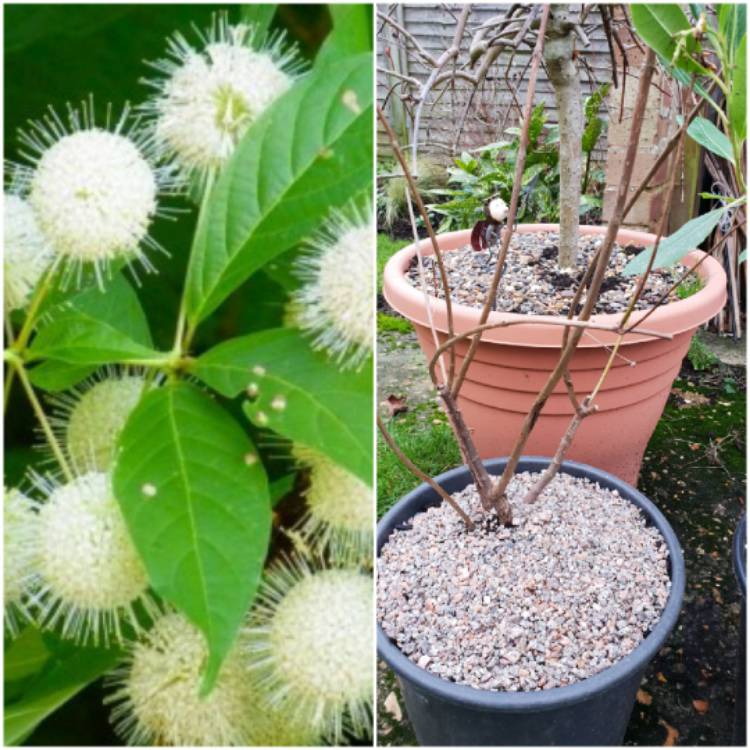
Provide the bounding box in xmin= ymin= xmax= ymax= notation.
xmin=406 ymin=232 xmax=687 ymax=315
xmin=378 ymin=471 xmax=671 ymax=692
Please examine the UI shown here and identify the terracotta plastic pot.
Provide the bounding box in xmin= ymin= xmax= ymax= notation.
xmin=377 ymin=457 xmax=685 ymax=746
xmin=383 ymin=224 xmax=727 ymax=484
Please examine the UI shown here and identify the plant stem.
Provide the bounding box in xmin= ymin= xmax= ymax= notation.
xmin=13 ymin=360 xmax=74 ymax=482
xmin=4 ymin=319 xmax=17 ymax=411
xmin=12 ymin=259 xmax=61 ymax=355
xmin=175 ymin=175 xmax=216 ymax=358
xmin=450 ymin=6 xmax=550 ymax=399
xmin=377 ymin=414 xmax=475 ymax=531
xmin=488 ymin=47 xmax=658 ymax=506
xmin=4 ymin=368 xmax=16 ymax=411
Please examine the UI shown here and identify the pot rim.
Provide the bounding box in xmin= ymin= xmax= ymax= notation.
xmin=734 ymin=513 xmax=746 ymax=595
xmin=382 ymin=224 xmax=727 ymax=348
xmin=376 ymin=456 xmax=686 ymax=711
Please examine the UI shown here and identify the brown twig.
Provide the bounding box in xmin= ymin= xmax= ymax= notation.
xmin=623 ymin=82 xmax=715 ymax=217
xmin=488 ymin=47 xmax=658 ymax=506
xmin=521 ymin=86 xmax=688 ymax=505
xmin=600 ymin=4 xmax=618 ymax=89
xmin=427 ymin=316 xmax=673 ymax=384
xmin=377 ymin=105 xmax=458 ymax=385
xmin=377 ymin=415 xmax=475 ymax=531
xmin=523 ymin=397 xmax=598 ymax=502
xmin=450 ymin=6 xmax=551 ymax=400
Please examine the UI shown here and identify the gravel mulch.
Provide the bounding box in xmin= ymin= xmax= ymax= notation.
xmin=406 ymin=232 xmax=688 ymax=315
xmin=377 ymin=471 xmax=672 ymax=693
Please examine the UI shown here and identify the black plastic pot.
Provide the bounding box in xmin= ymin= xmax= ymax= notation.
xmin=732 ymin=514 xmax=746 ymax=746
xmin=377 ymin=457 xmax=685 ymax=746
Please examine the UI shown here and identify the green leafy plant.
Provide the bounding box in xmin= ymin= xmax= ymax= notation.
xmin=4 ymin=6 xmax=373 ymax=746
xmin=427 ymin=92 xmax=609 ymax=233
xmin=675 ymin=273 xmax=704 ymax=299
xmin=625 ymin=4 xmax=746 ymax=276
xmin=687 ymin=336 xmax=719 ymax=371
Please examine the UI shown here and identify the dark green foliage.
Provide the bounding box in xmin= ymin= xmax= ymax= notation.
xmin=427 ymin=96 xmax=607 ymax=232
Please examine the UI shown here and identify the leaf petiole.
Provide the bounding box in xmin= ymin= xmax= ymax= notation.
xmin=12 ymin=360 xmax=74 ymax=482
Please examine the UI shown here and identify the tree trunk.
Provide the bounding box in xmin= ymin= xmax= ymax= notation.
xmin=544 ymin=5 xmax=582 ymax=270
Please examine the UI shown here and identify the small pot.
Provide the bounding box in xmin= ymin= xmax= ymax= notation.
xmin=732 ymin=514 xmax=746 ymax=745
xmin=377 ymin=457 xmax=685 ymax=746
xmin=383 ymin=225 xmax=727 ymax=484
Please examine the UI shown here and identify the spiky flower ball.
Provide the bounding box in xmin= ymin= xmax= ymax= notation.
xmin=248 ymin=560 xmax=373 ymax=742
xmin=48 ymin=371 xmax=146 ymax=472
xmin=17 ymin=99 xmax=175 ymax=286
xmin=3 ymin=194 xmax=56 ymax=312
xmin=107 ymin=612 xmax=250 ymax=745
xmin=245 ymin=701 xmax=321 ymax=747
xmin=293 ymin=209 xmax=374 ymax=369
xmin=144 ymin=14 xmax=302 ymax=190
xmin=31 ymin=471 xmax=155 ymax=644
xmin=4 ymin=488 xmax=38 ymax=635
xmin=293 ymin=444 xmax=372 ymax=559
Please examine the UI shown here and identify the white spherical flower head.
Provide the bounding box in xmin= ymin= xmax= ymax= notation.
xmin=4 ymin=488 xmax=38 ymax=635
xmin=294 ymin=210 xmax=375 ymax=370
xmin=293 ymin=444 xmax=372 ymax=559
xmin=145 ymin=16 xmax=302 ymax=189
xmin=488 ymin=196 xmax=509 ymax=223
xmin=107 ymin=612 xmax=256 ymax=746
xmin=248 ymin=561 xmax=373 ymax=742
xmin=16 ymin=99 xmax=175 ymax=287
xmin=3 ymin=194 xmax=55 ymax=312
xmin=30 ymin=130 xmax=156 ymax=264
xmin=32 ymin=471 xmax=155 ymax=644
xmin=48 ymin=372 xmax=145 ymax=472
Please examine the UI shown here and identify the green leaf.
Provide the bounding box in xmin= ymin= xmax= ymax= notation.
xmin=192 ymin=328 xmax=372 ymax=484
xmin=656 ymin=52 xmax=713 ymax=101
xmin=687 ymin=116 xmax=735 ymax=161
xmin=27 ymin=274 xmax=160 ymax=367
xmin=27 ymin=361 xmax=96 ymax=392
xmin=729 ymin=34 xmax=747 ymax=141
xmin=4 ymin=627 xmax=51 ymax=684
xmin=739 ymin=248 xmax=747 ymax=263
xmin=184 ymin=53 xmax=372 ymax=326
xmin=113 ymin=383 xmax=271 ymax=693
xmin=239 ymin=4 xmax=276 ymax=44
xmin=631 ymin=5 xmax=706 ymax=74
xmin=4 ymin=640 xmax=121 ymax=745
xmin=316 ymin=5 xmax=372 ymax=66
xmin=719 ymin=3 xmax=746 ymax=62
xmin=522 ymin=163 xmax=546 ymax=186
xmin=581 ymin=117 xmax=603 ymax=154
xmin=623 ymin=206 xmax=726 ymax=275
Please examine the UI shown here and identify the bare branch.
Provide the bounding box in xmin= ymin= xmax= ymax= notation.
xmin=378 ymin=415 xmax=476 ymax=531
xmin=450 ymin=6 xmax=551 ymax=399
xmin=488 ymin=47 xmax=658 ymax=506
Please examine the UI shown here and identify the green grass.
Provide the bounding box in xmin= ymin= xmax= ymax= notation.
xmin=377 ymin=402 xmax=461 ymax=518
xmin=377 ymin=312 xmax=412 ymax=334
xmin=377 ymin=233 xmax=405 ymax=293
